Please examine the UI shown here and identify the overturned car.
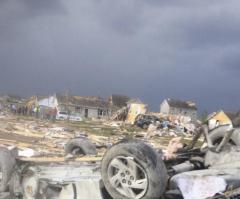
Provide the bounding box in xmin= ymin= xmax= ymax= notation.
xmin=0 ymin=125 xmax=240 ymax=199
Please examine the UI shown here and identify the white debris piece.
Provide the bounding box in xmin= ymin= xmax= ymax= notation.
xmin=177 ymin=176 xmax=227 ymax=199
xmin=18 ymin=148 xmax=36 ymax=157
xmin=49 ymin=127 xmax=65 ymax=132
xmin=148 ymin=124 xmax=158 ymax=132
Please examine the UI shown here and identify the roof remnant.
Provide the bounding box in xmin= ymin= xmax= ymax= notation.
xmin=56 ymin=93 xmax=109 ymax=109
xmin=166 ymin=98 xmax=197 ymax=110
xmin=206 ymin=111 xmax=222 ymax=121
xmin=207 ymin=110 xmax=237 ymax=121
xmin=206 ymin=110 xmax=240 ymax=127
xmin=127 ymin=98 xmax=145 ymax=105
xmin=109 ymin=95 xmax=130 ymax=108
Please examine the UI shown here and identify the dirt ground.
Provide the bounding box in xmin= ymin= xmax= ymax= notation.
xmin=0 ymin=114 xmax=199 ymax=161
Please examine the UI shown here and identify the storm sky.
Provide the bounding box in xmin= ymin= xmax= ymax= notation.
xmin=0 ymin=0 xmax=240 ymax=112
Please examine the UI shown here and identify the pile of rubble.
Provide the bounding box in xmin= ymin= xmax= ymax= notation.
xmin=0 ymin=109 xmax=200 ymax=161
xmin=0 ymin=113 xmax=133 ymax=159
xmin=0 ymin=116 xmax=78 ymax=157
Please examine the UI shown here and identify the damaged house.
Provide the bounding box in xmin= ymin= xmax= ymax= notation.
xmin=207 ymin=110 xmax=232 ymax=130
xmin=36 ymin=93 xmax=112 ymax=119
xmin=160 ymin=98 xmax=197 ymax=121
xmin=108 ymin=95 xmax=131 ymax=121
xmin=57 ymin=94 xmax=111 ymax=119
xmin=126 ymin=99 xmax=148 ymax=124
xmin=207 ymin=110 xmax=240 ymax=129
xmin=37 ymin=95 xmax=58 ymax=119
xmin=109 ymin=96 xmax=148 ymax=123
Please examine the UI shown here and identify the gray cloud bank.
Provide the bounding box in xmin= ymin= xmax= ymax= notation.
xmin=0 ymin=0 xmax=240 ymax=112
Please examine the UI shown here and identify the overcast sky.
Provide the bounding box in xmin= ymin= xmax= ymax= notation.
xmin=0 ymin=0 xmax=239 ymax=112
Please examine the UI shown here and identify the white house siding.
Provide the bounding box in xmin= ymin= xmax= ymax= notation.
xmin=87 ymin=108 xmax=97 ymax=118
xmin=160 ymin=100 xmax=170 ymax=115
xmin=38 ymin=96 xmax=58 ymax=108
xmin=74 ymin=106 xmax=109 ymax=119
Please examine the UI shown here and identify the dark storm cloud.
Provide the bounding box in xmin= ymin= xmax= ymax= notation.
xmin=220 ymin=52 xmax=240 ymax=72
xmin=23 ymin=0 xmax=65 ymax=12
xmin=0 ymin=0 xmax=66 ymax=17
xmin=0 ymin=0 xmax=66 ymax=42
xmin=92 ymin=0 xmax=144 ymax=35
xmin=0 ymin=0 xmax=240 ymax=112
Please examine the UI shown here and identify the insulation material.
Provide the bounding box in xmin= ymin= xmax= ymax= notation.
xmin=177 ymin=176 xmax=227 ymax=199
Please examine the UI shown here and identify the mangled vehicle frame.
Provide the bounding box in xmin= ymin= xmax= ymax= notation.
xmin=0 ymin=125 xmax=240 ymax=199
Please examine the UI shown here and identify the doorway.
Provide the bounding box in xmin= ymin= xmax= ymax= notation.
xmin=85 ymin=109 xmax=88 ymax=118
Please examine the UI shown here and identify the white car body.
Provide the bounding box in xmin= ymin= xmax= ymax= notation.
xmin=56 ymin=111 xmax=69 ymax=120
xmin=69 ymin=113 xmax=83 ymax=122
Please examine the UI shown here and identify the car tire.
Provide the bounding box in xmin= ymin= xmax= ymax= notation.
xmin=65 ymin=138 xmax=97 ymax=156
xmin=0 ymin=148 xmax=16 ymax=192
xmin=209 ymin=126 xmax=240 ymax=146
xmin=101 ymin=140 xmax=167 ymax=199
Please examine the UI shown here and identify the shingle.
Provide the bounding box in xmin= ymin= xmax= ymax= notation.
xmin=167 ymin=98 xmax=197 ymax=110
xmin=56 ymin=93 xmax=110 ymax=109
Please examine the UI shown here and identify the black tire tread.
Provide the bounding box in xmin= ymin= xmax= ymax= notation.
xmin=0 ymin=148 xmax=16 ymax=192
xmin=65 ymin=138 xmax=97 ymax=155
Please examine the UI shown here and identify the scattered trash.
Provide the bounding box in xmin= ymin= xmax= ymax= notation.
xmin=164 ymin=137 xmax=183 ymax=160
xmin=0 ymin=103 xmax=240 ymax=199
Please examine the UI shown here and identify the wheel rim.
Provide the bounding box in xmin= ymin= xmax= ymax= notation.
xmin=107 ymin=156 xmax=148 ymax=199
